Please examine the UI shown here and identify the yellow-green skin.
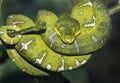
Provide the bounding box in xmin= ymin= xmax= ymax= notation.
xmin=0 ymin=14 xmax=91 ymax=76
xmin=0 ymin=15 xmax=50 ymax=76
xmin=39 ymin=0 xmax=111 ymax=55
xmin=0 ymin=0 xmax=111 ymax=76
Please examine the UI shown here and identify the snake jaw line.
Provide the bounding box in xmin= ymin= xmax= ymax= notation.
xmin=54 ymin=27 xmax=77 ymax=44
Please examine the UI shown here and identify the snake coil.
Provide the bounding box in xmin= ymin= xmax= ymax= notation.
xmin=0 ymin=0 xmax=111 ymax=76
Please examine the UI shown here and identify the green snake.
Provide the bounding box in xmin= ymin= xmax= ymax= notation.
xmin=0 ymin=0 xmax=111 ymax=76
xmin=38 ymin=0 xmax=111 ymax=55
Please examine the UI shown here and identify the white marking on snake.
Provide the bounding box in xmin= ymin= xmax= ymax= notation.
xmin=20 ymin=39 xmax=33 ymax=51
xmin=3 ymin=39 xmax=6 ymax=42
xmin=0 ymin=31 xmax=5 ymax=34
xmin=18 ymin=35 xmax=22 ymax=38
xmin=12 ymin=21 xmax=24 ymax=25
xmin=48 ymin=32 xmax=56 ymax=47
xmin=38 ymin=11 xmax=42 ymax=14
xmin=13 ymin=25 xmax=17 ymax=29
xmin=12 ymin=58 xmax=16 ymax=62
xmin=79 ymin=11 xmax=83 ymax=15
xmin=91 ymin=36 xmax=98 ymax=42
xmin=74 ymin=40 xmax=80 ymax=52
xmin=46 ymin=64 xmax=52 ymax=70
xmin=35 ymin=52 xmax=46 ymax=64
xmin=98 ymin=4 xmax=104 ymax=8
xmin=79 ymin=1 xmax=92 ymax=7
xmin=8 ymin=15 xmax=14 ymax=18
xmin=12 ymin=21 xmax=24 ymax=29
xmin=81 ymin=59 xmax=87 ymax=65
xmin=84 ymin=16 xmax=96 ymax=27
xmin=68 ymin=66 xmax=73 ymax=70
xmin=58 ymin=57 xmax=65 ymax=72
xmin=101 ymin=40 xmax=104 ymax=44
xmin=75 ymin=59 xmax=80 ymax=66
xmin=61 ymin=43 xmax=66 ymax=48
xmin=22 ymin=69 xmax=26 ymax=72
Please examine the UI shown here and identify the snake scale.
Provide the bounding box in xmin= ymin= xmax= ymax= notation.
xmin=0 ymin=0 xmax=111 ymax=76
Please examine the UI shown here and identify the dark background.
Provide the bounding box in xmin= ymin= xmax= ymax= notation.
xmin=0 ymin=0 xmax=120 ymax=83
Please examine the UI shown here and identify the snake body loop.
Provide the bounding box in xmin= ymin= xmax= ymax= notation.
xmin=0 ymin=14 xmax=91 ymax=76
xmin=37 ymin=0 xmax=111 ymax=55
xmin=0 ymin=0 xmax=111 ymax=76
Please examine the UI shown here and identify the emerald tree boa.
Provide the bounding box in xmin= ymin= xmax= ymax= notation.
xmin=0 ymin=0 xmax=111 ymax=76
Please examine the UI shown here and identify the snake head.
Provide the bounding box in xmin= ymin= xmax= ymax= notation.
xmin=55 ymin=13 xmax=80 ymax=44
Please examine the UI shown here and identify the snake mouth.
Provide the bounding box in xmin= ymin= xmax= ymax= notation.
xmin=61 ymin=37 xmax=75 ymax=44
xmin=55 ymin=28 xmax=76 ymax=44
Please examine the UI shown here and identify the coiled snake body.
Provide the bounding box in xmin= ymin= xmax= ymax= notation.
xmin=0 ymin=0 xmax=111 ymax=76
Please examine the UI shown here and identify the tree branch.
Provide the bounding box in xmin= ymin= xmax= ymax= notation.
xmin=109 ymin=0 xmax=120 ymax=15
